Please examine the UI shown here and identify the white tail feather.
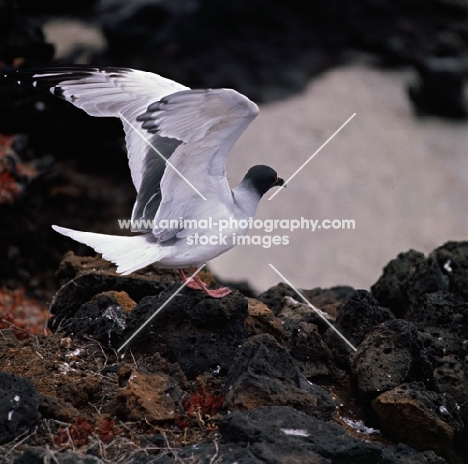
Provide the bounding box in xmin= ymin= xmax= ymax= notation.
xmin=52 ymin=225 xmax=164 ymax=275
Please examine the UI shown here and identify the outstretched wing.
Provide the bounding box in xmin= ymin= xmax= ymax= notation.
xmin=6 ymin=67 xmax=259 ymax=240
xmin=5 ymin=66 xmax=190 ymax=233
xmin=135 ymin=88 xmax=259 ymax=241
xmin=5 ymin=66 xmax=187 ymax=200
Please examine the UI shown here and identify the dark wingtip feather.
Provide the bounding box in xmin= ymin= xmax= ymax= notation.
xmin=3 ymin=66 xmax=133 ymax=99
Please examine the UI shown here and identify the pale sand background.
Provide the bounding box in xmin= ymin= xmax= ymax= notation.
xmin=45 ymin=21 xmax=468 ymax=294
xmin=215 ymin=65 xmax=468 ymax=293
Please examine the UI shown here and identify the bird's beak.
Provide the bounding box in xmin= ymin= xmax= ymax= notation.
xmin=274 ymin=177 xmax=286 ymax=188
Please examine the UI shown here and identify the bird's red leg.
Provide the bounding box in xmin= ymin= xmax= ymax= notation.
xmin=178 ymin=269 xmax=232 ymax=298
xmin=178 ymin=269 xmax=201 ymax=289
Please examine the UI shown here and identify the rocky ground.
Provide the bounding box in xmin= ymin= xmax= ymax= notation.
xmin=1 ymin=0 xmax=467 ymax=298
xmin=0 ymin=241 xmax=467 ymax=463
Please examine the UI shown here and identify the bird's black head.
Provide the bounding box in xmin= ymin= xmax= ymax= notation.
xmin=242 ymin=165 xmax=285 ymax=197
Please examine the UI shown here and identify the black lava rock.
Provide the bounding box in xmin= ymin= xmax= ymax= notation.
xmin=432 ymin=241 xmax=468 ymax=303
xmin=14 ymin=448 xmax=103 ymax=464
xmin=224 ymin=333 xmax=336 ymax=421
xmin=140 ymin=442 xmax=265 ymax=464
xmin=219 ymin=406 xmax=447 ymax=464
xmin=290 ymin=321 xmax=345 ymax=381
xmin=124 ymin=289 xmax=249 ymax=379
xmin=323 ymin=289 xmax=394 ymax=369
xmin=49 ymin=256 xmax=175 ymax=331
xmin=350 ymin=319 xmax=434 ymax=399
xmin=407 ymin=291 xmax=467 ymax=337
xmin=371 ymin=250 xmax=449 ymax=317
xmin=68 ymin=291 xmax=129 ymax=346
xmin=372 ymin=382 xmax=463 ymax=454
xmin=0 ymin=372 xmax=40 ymax=445
xmin=335 ymin=290 xmax=394 ymax=344
xmin=257 ymin=282 xmax=297 ymax=315
xmin=407 ymin=291 xmax=468 ymax=410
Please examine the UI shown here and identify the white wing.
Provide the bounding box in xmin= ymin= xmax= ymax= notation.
xmin=10 ymin=67 xmax=258 ymax=240
xmin=136 ymin=88 xmax=259 ymax=240
xmin=10 ymin=66 xmax=187 ymax=193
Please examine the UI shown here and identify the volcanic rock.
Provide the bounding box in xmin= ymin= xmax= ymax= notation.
xmin=245 ymin=297 xmax=283 ymax=340
xmin=49 ymin=252 xmax=177 ymax=330
xmin=323 ymin=289 xmax=394 ymax=369
xmin=223 ymin=333 xmax=335 ymax=421
xmin=219 ymin=406 xmax=447 ymax=464
xmin=0 ymin=372 xmax=40 ymax=445
xmin=371 ymin=249 xmax=449 ymax=317
xmin=112 ymin=365 xmax=182 ymax=422
xmin=290 ymin=321 xmax=345 ymax=381
xmin=350 ymin=319 xmax=433 ymax=398
xmin=124 ymin=289 xmax=249 ymax=379
xmin=372 ymin=382 xmax=463 ymax=453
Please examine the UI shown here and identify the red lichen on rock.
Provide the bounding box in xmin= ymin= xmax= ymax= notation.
xmin=175 ymin=385 xmax=224 ymax=429
xmin=54 ymin=417 xmax=123 ymax=448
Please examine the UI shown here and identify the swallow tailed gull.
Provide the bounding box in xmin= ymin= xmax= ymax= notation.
xmin=7 ymin=67 xmax=284 ymax=297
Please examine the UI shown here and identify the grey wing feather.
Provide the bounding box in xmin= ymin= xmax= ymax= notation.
xmin=137 ymin=88 xmax=259 ymax=241
xmin=6 ymin=66 xmax=188 ymax=193
xmin=7 ymin=67 xmax=259 ymax=242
